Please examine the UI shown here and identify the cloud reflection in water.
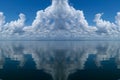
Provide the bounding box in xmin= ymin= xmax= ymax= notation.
xmin=0 ymin=41 xmax=120 ymax=80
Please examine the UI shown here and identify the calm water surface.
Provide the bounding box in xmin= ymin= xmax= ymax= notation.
xmin=0 ymin=41 xmax=120 ymax=80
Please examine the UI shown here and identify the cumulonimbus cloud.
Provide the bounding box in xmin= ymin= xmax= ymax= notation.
xmin=0 ymin=0 xmax=120 ymax=40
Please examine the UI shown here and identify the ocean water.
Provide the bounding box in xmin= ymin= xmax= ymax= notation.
xmin=0 ymin=41 xmax=120 ymax=80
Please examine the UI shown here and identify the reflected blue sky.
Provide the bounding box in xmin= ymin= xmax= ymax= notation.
xmin=0 ymin=41 xmax=120 ymax=80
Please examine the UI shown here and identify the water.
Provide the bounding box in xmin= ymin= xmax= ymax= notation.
xmin=0 ymin=41 xmax=120 ymax=80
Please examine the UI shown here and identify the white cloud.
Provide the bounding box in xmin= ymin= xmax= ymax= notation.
xmin=0 ymin=0 xmax=120 ymax=40
xmin=23 ymin=0 xmax=96 ymax=39
xmin=115 ymin=12 xmax=120 ymax=26
xmin=93 ymin=13 xmax=120 ymax=36
xmin=94 ymin=13 xmax=118 ymax=35
xmin=0 ymin=13 xmax=26 ymax=35
xmin=0 ymin=12 xmax=5 ymax=26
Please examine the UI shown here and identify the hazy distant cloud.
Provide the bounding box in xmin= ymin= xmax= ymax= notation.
xmin=0 ymin=0 xmax=120 ymax=40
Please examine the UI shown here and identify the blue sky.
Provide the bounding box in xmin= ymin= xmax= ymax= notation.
xmin=0 ymin=0 xmax=120 ymax=25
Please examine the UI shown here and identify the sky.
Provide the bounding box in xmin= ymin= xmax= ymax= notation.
xmin=0 ymin=0 xmax=120 ymax=25
xmin=0 ymin=0 xmax=120 ymax=40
